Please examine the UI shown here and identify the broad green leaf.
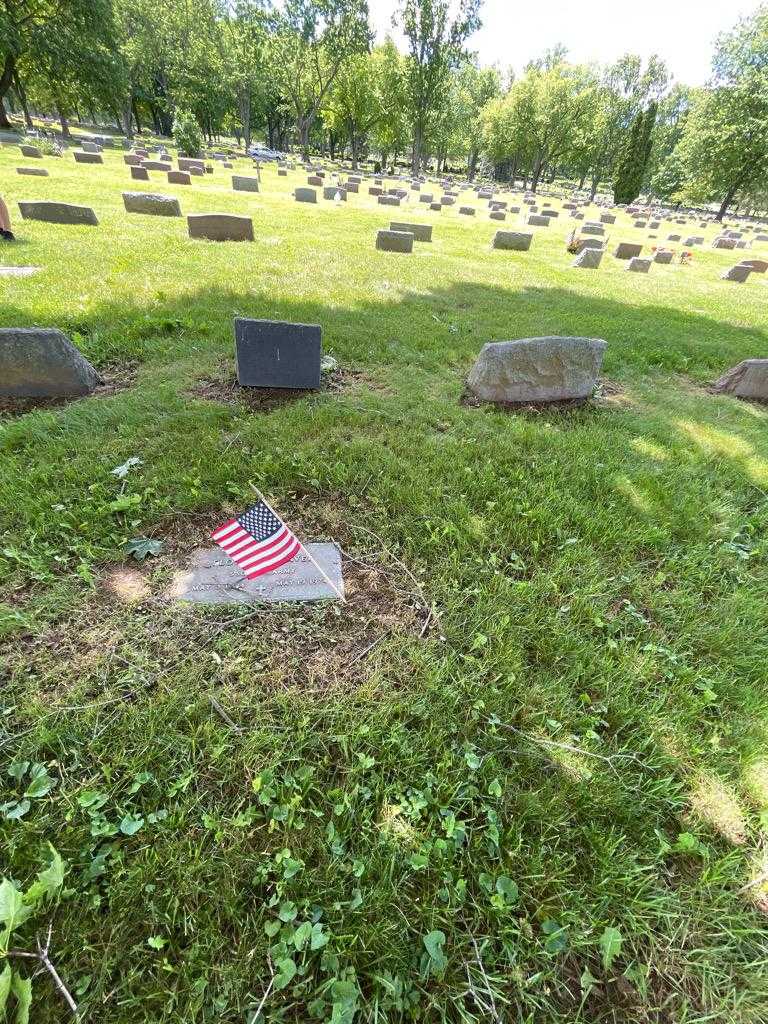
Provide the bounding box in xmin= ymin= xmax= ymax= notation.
xmin=599 ymin=926 xmax=623 ymax=972
xmin=7 ymin=763 xmax=29 ymax=783
xmin=24 ymin=764 xmax=56 ymax=799
xmin=3 ymin=801 xmax=30 ymax=821
xmin=0 ymin=879 xmax=33 ymax=933
xmin=125 ymin=537 xmax=163 ymax=561
xmin=272 ymin=957 xmax=296 ymax=992
xmin=542 ymin=918 xmax=568 ymax=954
xmin=580 ymin=966 xmax=598 ymax=993
xmin=119 ymin=814 xmax=145 ymax=836
xmin=147 ymin=935 xmax=167 ymax=950
xmin=24 ymin=845 xmax=65 ymax=907
xmin=293 ymin=921 xmax=312 ymax=950
xmin=278 ymin=901 xmax=297 ymax=923
xmin=11 ymin=971 xmax=32 ymax=1024
xmin=0 ymin=964 xmax=11 ymax=1015
xmin=423 ymin=929 xmax=447 ymax=972
xmin=495 ymin=875 xmax=518 ymax=903
xmin=264 ymin=920 xmax=281 ymax=938
xmin=310 ymin=923 xmax=329 ymax=950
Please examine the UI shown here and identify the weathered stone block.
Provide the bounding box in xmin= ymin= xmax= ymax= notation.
xmin=74 ymin=151 xmax=103 ymax=165
xmin=600 ymin=213 xmax=616 ymax=224
xmin=123 ymin=192 xmax=182 ymax=217
xmin=581 ymin=224 xmax=605 ymax=236
xmin=492 ymin=231 xmax=532 ymax=252
xmin=167 ymin=170 xmax=191 ymax=185
xmin=740 ymin=259 xmax=768 ymax=273
xmin=527 ymin=213 xmax=550 ymax=226
xmin=323 ymin=186 xmax=346 ymax=201
xmin=376 ymin=229 xmax=414 ymax=253
xmin=653 ymin=250 xmax=674 ymax=264
xmin=295 ymin=188 xmax=317 ymax=203
xmin=130 ymin=166 xmax=149 ymax=181
xmin=124 ymin=154 xmax=143 ymax=166
xmin=713 ymin=236 xmax=737 ymax=250
xmin=627 ymin=257 xmax=652 ymax=273
xmin=142 ymin=160 xmax=172 ymax=171
xmin=721 ymin=264 xmax=752 ymax=282
xmin=614 ymin=242 xmax=642 ymax=260
xmin=0 ymin=328 xmax=103 ymax=397
xmin=378 ymin=195 xmax=401 ymax=206
xmin=713 ymin=360 xmax=768 ymax=399
xmin=572 ymin=248 xmax=604 ymax=269
xmin=16 ymin=166 xmax=48 ymax=177
xmin=233 ymin=175 xmax=260 ymax=192
xmin=18 ymin=201 xmax=98 ymax=226
xmin=20 ymin=145 xmax=42 ymax=158
xmin=467 ymin=337 xmax=606 ymax=403
xmin=390 ymin=221 xmax=432 ymax=242
xmin=459 ymin=206 xmax=476 ymax=216
xmin=187 ymin=213 xmax=253 ymax=241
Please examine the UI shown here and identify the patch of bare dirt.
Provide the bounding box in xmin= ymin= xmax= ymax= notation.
xmin=0 ymin=362 xmax=138 ymax=419
xmin=188 ymin=366 xmax=382 ymax=413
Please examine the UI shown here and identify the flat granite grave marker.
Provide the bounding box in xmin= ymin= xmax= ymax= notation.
xmin=235 ymin=318 xmax=321 ymax=389
xmin=169 ymin=542 xmax=344 ymax=604
xmin=295 ymin=187 xmax=317 ymax=203
xmin=73 ymin=151 xmax=103 ymax=165
xmin=168 ymin=170 xmax=191 ymax=185
xmin=233 ymin=174 xmax=260 ymax=192
xmin=130 ymin=166 xmax=150 ymax=181
xmin=390 ymin=221 xmax=432 ymax=242
xmin=492 ymin=230 xmax=532 ymax=251
xmin=17 ymin=166 xmax=48 ymax=176
xmin=376 ymin=229 xmax=413 ymax=252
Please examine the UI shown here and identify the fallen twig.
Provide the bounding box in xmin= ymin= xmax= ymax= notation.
xmin=7 ymin=923 xmax=79 ymax=1020
xmin=497 ymin=723 xmax=644 ymax=775
xmin=209 ymin=696 xmax=244 ymax=734
xmin=346 ymin=630 xmax=391 ymax=668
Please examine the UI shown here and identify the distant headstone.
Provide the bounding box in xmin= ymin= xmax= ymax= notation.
xmin=467 ymin=337 xmax=606 ymax=403
xmin=233 ymin=175 xmax=260 ymax=192
xmin=653 ymin=250 xmax=674 ymax=264
xmin=667 ymin=233 xmax=681 ymax=242
xmin=16 ymin=166 xmax=48 ymax=177
xmin=295 ymin=187 xmax=317 ymax=203
xmin=20 ymin=145 xmax=42 ymax=159
xmin=390 ymin=221 xmax=432 ymax=242
xmin=18 ymin=201 xmax=98 ymax=226
xmin=581 ymin=224 xmax=605 ymax=236
xmin=614 ymin=242 xmax=642 ymax=260
xmin=169 ymin=542 xmax=343 ymax=604
xmin=323 ymin=186 xmax=346 ymax=201
xmin=0 ymin=328 xmax=102 ymax=397
xmin=166 ymin=170 xmax=190 ymax=185
xmin=572 ymin=247 xmax=604 ymax=269
xmin=490 ymin=211 xmax=507 ymax=221
xmin=187 ymin=213 xmax=253 ymax=241
xmin=378 ymin=195 xmax=401 ymax=206
xmin=74 ymin=151 xmax=103 ymax=165
xmin=142 ymin=160 xmax=172 ymax=172
xmin=721 ymin=264 xmax=752 ymax=282
xmin=713 ymin=236 xmax=737 ymax=250
xmin=123 ymin=192 xmax=182 ymax=217
xmin=527 ymin=214 xmax=550 ymax=226
xmin=627 ymin=257 xmax=652 ymax=273
xmin=600 ymin=213 xmax=616 ymax=224
xmin=740 ymin=259 xmax=768 ymax=273
xmin=712 ymin=360 xmax=768 ymax=399
xmin=235 ymin=318 xmax=321 ymax=389
xmin=308 ymin=175 xmax=323 ymax=186
xmin=459 ymin=206 xmax=476 ymax=216
xmin=81 ymin=141 xmax=102 ymax=153
xmin=492 ymin=230 xmax=532 ymax=252
xmin=376 ymin=229 xmax=414 ymax=252
xmin=130 ymin=166 xmax=150 ymax=181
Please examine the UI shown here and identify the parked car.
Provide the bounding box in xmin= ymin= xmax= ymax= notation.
xmin=248 ymin=146 xmax=285 ymax=162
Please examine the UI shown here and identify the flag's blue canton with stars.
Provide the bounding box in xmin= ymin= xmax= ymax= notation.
xmin=212 ymin=500 xmax=301 ymax=579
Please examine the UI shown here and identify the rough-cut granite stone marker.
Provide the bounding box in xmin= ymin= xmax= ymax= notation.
xmin=20 ymin=145 xmax=42 ymax=158
xmin=295 ymin=187 xmax=317 ymax=203
xmin=234 ymin=318 xmax=321 ymax=389
xmin=142 ymin=160 xmax=172 ymax=172
xmin=712 ymin=360 xmax=768 ymax=399
xmin=18 ymin=201 xmax=98 ymax=226
xmin=376 ymin=229 xmax=414 ymax=252
xmin=467 ymin=336 xmax=606 ymax=404
xmin=378 ymin=195 xmax=401 ymax=206
xmin=390 ymin=221 xmax=432 ymax=242
xmin=167 ymin=170 xmax=191 ymax=185
xmin=16 ymin=166 xmax=48 ymax=177
xmin=654 ymin=250 xmax=674 ymax=264
xmin=492 ymin=230 xmax=532 ymax=252
xmin=233 ymin=174 xmax=260 ymax=192
xmin=130 ymin=166 xmax=149 ymax=181
xmin=527 ymin=213 xmax=550 ymax=226
xmin=187 ymin=213 xmax=253 ymax=241
xmin=0 ymin=328 xmax=102 ymax=397
xmin=169 ymin=542 xmax=344 ymax=604
xmin=123 ymin=192 xmax=182 ymax=217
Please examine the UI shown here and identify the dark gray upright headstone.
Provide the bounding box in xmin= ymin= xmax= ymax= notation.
xmin=234 ymin=318 xmax=321 ymax=389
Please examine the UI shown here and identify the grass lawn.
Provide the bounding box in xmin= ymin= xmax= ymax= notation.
xmin=2 ymin=137 xmax=768 ymax=1023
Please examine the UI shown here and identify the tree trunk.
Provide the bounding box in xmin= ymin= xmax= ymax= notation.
xmin=578 ymin=171 xmax=586 ymax=189
xmin=716 ymin=184 xmax=738 ymax=222
xmin=0 ymin=54 xmax=16 ymax=129
xmin=58 ymin=106 xmax=71 ymax=138
xmin=298 ymin=116 xmax=310 ymax=161
xmin=242 ymin=90 xmax=251 ymax=152
xmin=132 ymin=98 xmax=141 ymax=134
xmin=411 ymin=121 xmax=423 ymax=175
xmin=13 ymin=70 xmax=33 ymax=129
xmin=123 ymin=93 xmax=134 ymax=139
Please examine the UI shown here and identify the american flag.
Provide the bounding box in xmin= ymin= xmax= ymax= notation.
xmin=212 ymin=501 xmax=302 ymax=579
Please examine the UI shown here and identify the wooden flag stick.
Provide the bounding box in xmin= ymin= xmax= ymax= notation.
xmin=250 ymin=485 xmax=347 ymax=604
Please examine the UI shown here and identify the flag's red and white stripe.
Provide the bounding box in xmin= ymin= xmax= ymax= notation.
xmin=212 ymin=518 xmax=301 ymax=580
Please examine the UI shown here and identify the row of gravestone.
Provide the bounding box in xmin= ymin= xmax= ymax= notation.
xmin=2 ymin=326 xmax=766 ymax=406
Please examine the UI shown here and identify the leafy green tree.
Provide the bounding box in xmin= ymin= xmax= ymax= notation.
xmin=322 ymin=51 xmax=381 ymax=168
xmin=369 ymin=37 xmax=409 ymax=168
xmin=173 ymin=107 xmax=203 ymax=155
xmin=673 ymin=5 xmax=768 ymax=220
xmin=397 ymin=0 xmax=482 ymax=173
xmin=268 ymin=0 xmax=371 ymax=159
xmin=614 ymin=101 xmax=657 ymax=203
